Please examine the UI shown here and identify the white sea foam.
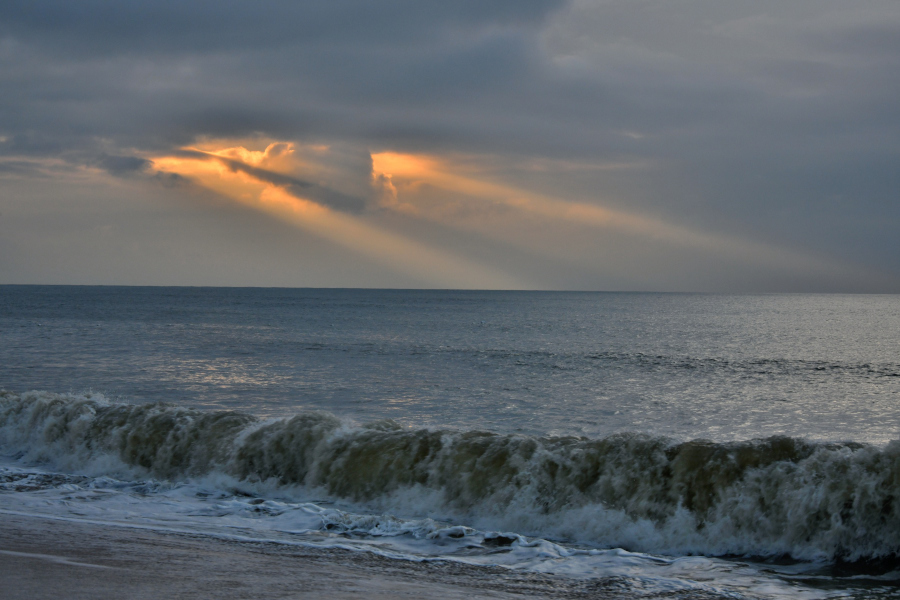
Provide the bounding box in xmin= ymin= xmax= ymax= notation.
xmin=0 ymin=458 xmax=821 ymax=600
xmin=2 ymin=390 xmax=900 ymax=598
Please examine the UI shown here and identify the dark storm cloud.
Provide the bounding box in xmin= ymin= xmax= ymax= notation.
xmin=0 ymin=1 xmax=562 ymax=56
xmin=95 ymin=154 xmax=152 ymax=176
xmin=0 ymin=0 xmax=572 ymax=155
xmin=1 ymin=0 xmax=898 ymax=287
xmin=1 ymin=0 xmax=896 ymax=158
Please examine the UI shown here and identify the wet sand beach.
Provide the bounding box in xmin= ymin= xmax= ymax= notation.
xmin=0 ymin=514 xmax=732 ymax=600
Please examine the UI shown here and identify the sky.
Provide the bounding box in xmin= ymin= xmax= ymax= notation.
xmin=1 ymin=1 xmax=898 ymax=292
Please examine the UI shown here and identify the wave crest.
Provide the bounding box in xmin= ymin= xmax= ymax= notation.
xmin=3 ymin=390 xmax=900 ymax=563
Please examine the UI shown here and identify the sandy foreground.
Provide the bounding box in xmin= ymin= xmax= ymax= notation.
xmin=0 ymin=513 xmax=732 ymax=600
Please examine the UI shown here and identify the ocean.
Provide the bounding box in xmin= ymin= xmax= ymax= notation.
xmin=2 ymin=286 xmax=900 ymax=598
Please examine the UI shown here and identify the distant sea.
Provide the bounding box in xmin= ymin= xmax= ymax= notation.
xmin=2 ymin=286 xmax=900 ymax=598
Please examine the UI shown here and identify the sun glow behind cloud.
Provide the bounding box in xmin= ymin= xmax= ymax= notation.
xmin=150 ymin=144 xmax=525 ymax=289
xmin=146 ymin=139 xmax=867 ymax=291
xmin=371 ymin=151 xmax=857 ymax=280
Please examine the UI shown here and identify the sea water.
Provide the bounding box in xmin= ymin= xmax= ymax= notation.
xmin=2 ymin=286 xmax=900 ymax=598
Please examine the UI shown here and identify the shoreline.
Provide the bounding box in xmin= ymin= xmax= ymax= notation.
xmin=0 ymin=513 xmax=735 ymax=599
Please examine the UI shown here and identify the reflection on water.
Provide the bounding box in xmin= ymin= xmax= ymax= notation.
xmin=2 ymin=286 xmax=899 ymax=440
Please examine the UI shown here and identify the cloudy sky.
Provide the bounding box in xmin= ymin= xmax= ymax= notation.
xmin=1 ymin=1 xmax=898 ymax=291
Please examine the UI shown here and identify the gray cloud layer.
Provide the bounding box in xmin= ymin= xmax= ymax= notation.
xmin=1 ymin=0 xmax=898 ymax=289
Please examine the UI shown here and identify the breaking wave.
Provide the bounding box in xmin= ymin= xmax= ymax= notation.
xmin=3 ymin=390 xmax=900 ymax=564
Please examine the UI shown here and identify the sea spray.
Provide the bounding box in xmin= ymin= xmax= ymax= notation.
xmin=2 ymin=390 xmax=900 ymax=563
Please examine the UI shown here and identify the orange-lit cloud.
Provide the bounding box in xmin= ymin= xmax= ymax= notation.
xmin=150 ymin=143 xmax=526 ymax=289
xmin=371 ymin=151 xmax=851 ymax=278
xmin=147 ymin=141 xmax=863 ymax=291
xmin=373 ymin=150 xmax=669 ymax=237
xmin=199 ymin=140 xmax=297 ymax=171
